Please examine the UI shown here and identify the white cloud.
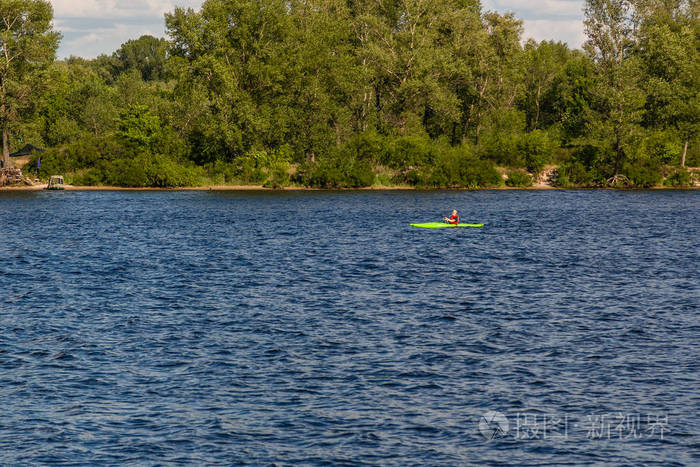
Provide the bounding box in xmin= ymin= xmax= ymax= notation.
xmin=51 ymin=0 xmax=202 ymax=19
xmin=483 ymin=0 xmax=584 ymax=18
xmin=483 ymin=0 xmax=586 ymax=48
xmin=50 ymin=0 xmax=205 ymax=58
xmin=521 ymin=19 xmax=586 ymax=48
xmin=61 ymin=23 xmax=164 ymax=59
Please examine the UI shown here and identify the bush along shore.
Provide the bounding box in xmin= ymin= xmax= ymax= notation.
xmin=21 ymin=140 xmax=700 ymax=190
xmin=2 ymin=1 xmax=698 ymax=190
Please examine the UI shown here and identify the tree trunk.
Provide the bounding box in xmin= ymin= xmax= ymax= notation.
xmin=464 ymin=77 xmax=489 ymax=141
xmin=681 ymin=139 xmax=688 ymax=167
xmin=534 ymin=85 xmax=541 ymax=130
xmin=2 ymin=123 xmax=9 ymax=168
xmin=614 ymin=132 xmax=623 ymax=176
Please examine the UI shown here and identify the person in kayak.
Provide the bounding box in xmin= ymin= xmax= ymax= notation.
xmin=444 ymin=210 xmax=459 ymax=225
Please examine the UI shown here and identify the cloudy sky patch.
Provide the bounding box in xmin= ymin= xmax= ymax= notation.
xmin=482 ymin=0 xmax=586 ymax=48
xmin=51 ymin=0 xmax=202 ymax=58
xmin=51 ymin=0 xmax=586 ymax=59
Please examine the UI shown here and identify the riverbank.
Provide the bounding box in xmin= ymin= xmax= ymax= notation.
xmin=2 ymin=183 xmax=698 ymax=191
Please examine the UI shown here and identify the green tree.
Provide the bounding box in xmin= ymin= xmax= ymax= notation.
xmin=117 ymin=104 xmax=163 ymax=151
xmin=0 ymin=0 xmax=60 ymax=167
xmin=521 ymin=40 xmax=570 ymax=130
xmin=636 ymin=0 xmax=699 ymax=166
xmin=285 ymin=0 xmax=358 ymax=161
xmin=584 ymin=0 xmax=646 ymax=178
xmin=113 ymin=35 xmax=170 ymax=81
xmin=459 ymin=11 xmax=524 ymax=144
xmin=550 ymin=51 xmax=595 ymax=143
xmin=38 ymin=61 xmax=117 ymax=146
xmin=166 ymin=0 xmax=293 ymax=161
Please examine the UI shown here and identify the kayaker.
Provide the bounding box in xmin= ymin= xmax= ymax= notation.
xmin=444 ymin=210 xmax=459 ymax=225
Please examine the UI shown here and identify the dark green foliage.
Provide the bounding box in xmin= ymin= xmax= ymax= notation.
xmin=552 ymin=53 xmax=594 ymax=142
xmin=112 ymin=35 xmax=169 ymax=82
xmin=624 ymin=160 xmax=663 ymax=188
xmin=30 ymin=136 xmax=121 ymax=177
xmin=263 ymin=164 xmax=290 ymax=189
xmin=30 ymin=134 xmax=201 ymax=188
xmin=293 ymin=156 xmax=375 ymax=188
xmin=556 ymin=161 xmax=596 ymax=187
xmin=505 ymin=170 xmax=533 ymax=187
xmin=664 ymin=167 xmax=691 ymax=187
xmin=341 ymin=131 xmax=389 ymax=163
xmin=382 ymin=135 xmax=437 ymax=169
xmin=382 ymin=140 xmax=501 ymax=188
xmin=478 ymin=109 xmax=526 ymax=166
xmin=642 ymin=130 xmax=683 ymax=165
xmin=431 ymin=148 xmax=502 ymax=188
xmin=117 ymin=105 xmax=163 ymax=151
xmin=518 ymin=130 xmax=555 ymax=174
xmin=233 ymin=148 xmax=292 ymax=185
xmin=235 ymin=157 xmax=267 ymax=185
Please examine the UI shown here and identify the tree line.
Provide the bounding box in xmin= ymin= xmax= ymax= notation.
xmin=1 ymin=0 xmax=698 ymax=188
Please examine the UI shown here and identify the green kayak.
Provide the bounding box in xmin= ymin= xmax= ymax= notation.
xmin=411 ymin=222 xmax=484 ymax=229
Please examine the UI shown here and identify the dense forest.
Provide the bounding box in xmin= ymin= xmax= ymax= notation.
xmin=1 ymin=0 xmax=698 ymax=188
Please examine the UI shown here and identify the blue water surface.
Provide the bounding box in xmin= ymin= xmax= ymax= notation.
xmin=0 ymin=189 xmax=698 ymax=465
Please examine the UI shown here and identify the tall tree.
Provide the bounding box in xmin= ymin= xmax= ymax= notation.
xmin=635 ymin=0 xmax=699 ymax=166
xmin=0 ymin=0 xmax=60 ymax=167
xmin=113 ymin=35 xmax=170 ymax=82
xmin=459 ymin=11 xmax=523 ymax=144
xmin=521 ymin=40 xmax=570 ymax=130
xmin=166 ymin=0 xmax=293 ymax=162
xmin=584 ymin=0 xmax=645 ymax=177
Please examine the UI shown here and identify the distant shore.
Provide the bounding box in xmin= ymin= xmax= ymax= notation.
xmin=1 ymin=183 xmax=697 ymax=191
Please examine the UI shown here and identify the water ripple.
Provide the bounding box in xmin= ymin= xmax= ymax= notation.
xmin=0 ymin=190 xmax=698 ymax=465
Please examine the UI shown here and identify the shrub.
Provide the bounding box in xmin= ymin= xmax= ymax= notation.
xmin=265 ymin=162 xmax=290 ymax=188
xmin=664 ymin=167 xmax=691 ymax=187
xmin=203 ymin=160 xmax=238 ymax=184
xmin=643 ymin=130 xmax=683 ymax=165
xmin=623 ymin=160 xmax=662 ymax=188
xmin=234 ymin=148 xmax=293 ymax=185
xmin=478 ymin=108 xmax=526 ymax=166
xmin=557 ymin=159 xmax=596 ymax=187
xmin=518 ymin=130 xmax=555 ymax=174
xmin=70 ymin=168 xmax=105 ymax=186
xmin=293 ymin=155 xmax=375 ymax=188
xmin=341 ymin=131 xmax=388 ymax=163
xmin=347 ymin=160 xmax=375 ymax=187
xmin=103 ymin=157 xmax=150 ymax=187
xmin=555 ymin=171 xmax=572 ymax=188
xmin=399 ymin=168 xmax=427 ymax=186
xmin=144 ymin=154 xmax=203 ymax=187
xmin=373 ymin=166 xmax=394 ymax=187
xmin=382 ymin=135 xmax=436 ymax=169
xmin=505 ymin=170 xmax=533 ymax=187
xmin=426 ymin=146 xmax=502 ymax=188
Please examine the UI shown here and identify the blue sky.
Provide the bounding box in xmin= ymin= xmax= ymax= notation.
xmin=51 ymin=0 xmax=586 ymax=59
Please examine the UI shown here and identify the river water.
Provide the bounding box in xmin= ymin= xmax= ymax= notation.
xmin=1 ymin=189 xmax=698 ymax=465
